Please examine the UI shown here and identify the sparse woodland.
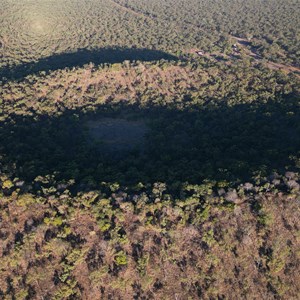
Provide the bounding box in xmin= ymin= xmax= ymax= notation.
xmin=0 ymin=0 xmax=300 ymax=299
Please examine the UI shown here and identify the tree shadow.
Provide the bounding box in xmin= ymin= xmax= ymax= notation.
xmin=0 ymin=98 xmax=299 ymax=194
xmin=0 ymin=47 xmax=178 ymax=82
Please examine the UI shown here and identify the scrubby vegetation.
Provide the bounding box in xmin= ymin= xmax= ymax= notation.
xmin=1 ymin=173 xmax=300 ymax=299
xmin=0 ymin=0 xmax=300 ymax=299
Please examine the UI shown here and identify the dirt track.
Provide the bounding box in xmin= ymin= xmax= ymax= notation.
xmin=232 ymin=36 xmax=300 ymax=77
xmin=108 ymin=0 xmax=152 ymax=20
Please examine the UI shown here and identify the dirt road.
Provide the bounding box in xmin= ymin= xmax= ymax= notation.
xmin=231 ymin=36 xmax=300 ymax=77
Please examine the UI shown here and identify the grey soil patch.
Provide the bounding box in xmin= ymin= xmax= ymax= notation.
xmin=87 ymin=118 xmax=148 ymax=152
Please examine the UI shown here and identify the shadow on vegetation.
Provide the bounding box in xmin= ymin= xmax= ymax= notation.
xmin=1 ymin=97 xmax=299 ymax=193
xmin=0 ymin=47 xmax=177 ymax=82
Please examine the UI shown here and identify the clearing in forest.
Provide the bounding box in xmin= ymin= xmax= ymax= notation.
xmin=87 ymin=118 xmax=148 ymax=152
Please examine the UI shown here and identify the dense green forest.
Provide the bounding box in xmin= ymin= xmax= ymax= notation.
xmin=1 ymin=0 xmax=300 ymax=69
xmin=0 ymin=0 xmax=300 ymax=299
